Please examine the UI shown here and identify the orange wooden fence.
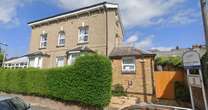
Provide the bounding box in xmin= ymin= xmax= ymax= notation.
xmin=154 ymin=71 xmax=185 ymax=99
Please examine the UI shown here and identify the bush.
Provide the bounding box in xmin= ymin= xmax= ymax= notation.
xmin=174 ymin=81 xmax=190 ymax=102
xmin=155 ymin=56 xmax=182 ymax=71
xmin=112 ymin=84 xmax=126 ymax=96
xmin=0 ymin=54 xmax=112 ymax=107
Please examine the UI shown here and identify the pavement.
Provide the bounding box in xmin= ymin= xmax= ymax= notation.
xmin=31 ymin=105 xmax=54 ymax=110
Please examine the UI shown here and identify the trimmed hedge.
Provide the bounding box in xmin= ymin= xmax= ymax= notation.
xmin=0 ymin=54 xmax=112 ymax=107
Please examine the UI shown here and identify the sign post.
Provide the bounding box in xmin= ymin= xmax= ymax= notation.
xmin=183 ymin=51 xmax=208 ymax=110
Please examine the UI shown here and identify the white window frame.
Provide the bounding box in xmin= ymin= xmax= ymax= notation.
xmin=40 ymin=34 xmax=47 ymax=48
xmin=58 ymin=32 xmax=65 ymax=46
xmin=122 ymin=57 xmax=136 ymax=73
xmin=67 ymin=51 xmax=80 ymax=65
xmin=78 ymin=26 xmax=89 ymax=43
xmin=56 ymin=56 xmax=65 ymax=67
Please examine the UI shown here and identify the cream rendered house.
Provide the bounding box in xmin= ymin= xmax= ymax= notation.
xmin=27 ymin=2 xmax=123 ymax=68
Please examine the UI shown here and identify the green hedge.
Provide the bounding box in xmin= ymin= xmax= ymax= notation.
xmin=0 ymin=54 xmax=112 ymax=107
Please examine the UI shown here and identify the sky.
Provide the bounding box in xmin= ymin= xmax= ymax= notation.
xmin=0 ymin=0 xmax=206 ymax=57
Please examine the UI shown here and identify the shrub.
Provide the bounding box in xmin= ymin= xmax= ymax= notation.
xmin=174 ymin=81 xmax=190 ymax=102
xmin=0 ymin=54 xmax=112 ymax=107
xmin=155 ymin=56 xmax=182 ymax=71
xmin=112 ymin=84 xmax=126 ymax=96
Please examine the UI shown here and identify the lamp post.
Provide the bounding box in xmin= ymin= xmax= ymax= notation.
xmin=200 ymin=0 xmax=208 ymax=45
xmin=0 ymin=43 xmax=8 ymax=67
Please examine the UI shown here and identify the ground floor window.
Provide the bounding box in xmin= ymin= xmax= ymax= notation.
xmin=29 ymin=56 xmax=42 ymax=68
xmin=68 ymin=52 xmax=80 ymax=65
xmin=122 ymin=57 xmax=136 ymax=73
xmin=56 ymin=56 xmax=65 ymax=67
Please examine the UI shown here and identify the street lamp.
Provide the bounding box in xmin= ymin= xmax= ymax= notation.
xmin=0 ymin=43 xmax=8 ymax=67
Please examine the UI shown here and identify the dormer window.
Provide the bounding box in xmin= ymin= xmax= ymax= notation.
xmin=58 ymin=31 xmax=65 ymax=47
xmin=40 ymin=33 xmax=47 ymax=49
xmin=78 ymin=26 xmax=89 ymax=43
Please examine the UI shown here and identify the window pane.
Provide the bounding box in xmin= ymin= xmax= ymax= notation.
xmin=123 ymin=58 xmax=134 ymax=64
xmin=79 ymin=27 xmax=88 ymax=42
xmin=123 ymin=65 xmax=135 ymax=70
xmin=56 ymin=57 xmax=65 ymax=67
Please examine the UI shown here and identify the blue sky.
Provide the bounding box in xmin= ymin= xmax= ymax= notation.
xmin=0 ymin=0 xmax=205 ymax=57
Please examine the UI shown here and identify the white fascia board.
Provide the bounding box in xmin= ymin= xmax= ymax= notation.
xmin=29 ymin=3 xmax=118 ymax=26
xmin=105 ymin=4 xmax=118 ymax=8
xmin=68 ymin=51 xmax=80 ymax=54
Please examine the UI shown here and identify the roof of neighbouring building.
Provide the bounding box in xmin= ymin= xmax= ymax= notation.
xmin=4 ymin=56 xmax=28 ymax=64
xmin=150 ymin=45 xmax=206 ymax=58
xmin=109 ymin=47 xmax=155 ymax=58
xmin=28 ymin=2 xmax=118 ymax=26
xmin=67 ymin=46 xmax=95 ymax=53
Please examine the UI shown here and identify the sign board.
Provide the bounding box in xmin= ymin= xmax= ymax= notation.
xmin=183 ymin=51 xmax=201 ymax=68
xmin=188 ymin=75 xmax=202 ymax=88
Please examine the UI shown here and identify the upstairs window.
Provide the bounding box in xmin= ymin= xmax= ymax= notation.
xmin=40 ymin=33 xmax=47 ymax=48
xmin=122 ymin=57 xmax=136 ymax=73
xmin=58 ymin=31 xmax=65 ymax=46
xmin=78 ymin=26 xmax=89 ymax=43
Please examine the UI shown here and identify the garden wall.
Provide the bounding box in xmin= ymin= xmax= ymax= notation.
xmin=154 ymin=71 xmax=185 ymax=99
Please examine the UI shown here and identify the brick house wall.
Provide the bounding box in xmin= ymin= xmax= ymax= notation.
xmin=111 ymin=56 xmax=155 ymax=102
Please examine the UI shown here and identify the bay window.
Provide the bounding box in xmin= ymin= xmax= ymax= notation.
xmin=68 ymin=52 xmax=80 ymax=65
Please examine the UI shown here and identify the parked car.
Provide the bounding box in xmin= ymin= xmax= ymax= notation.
xmin=0 ymin=96 xmax=31 ymax=110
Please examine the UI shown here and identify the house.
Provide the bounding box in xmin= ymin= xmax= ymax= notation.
xmin=3 ymin=56 xmax=28 ymax=69
xmin=150 ymin=45 xmax=206 ymax=58
xmin=27 ymin=2 xmax=123 ymax=68
xmin=27 ymin=2 xmax=156 ymax=100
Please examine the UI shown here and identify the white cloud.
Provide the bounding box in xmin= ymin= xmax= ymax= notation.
xmin=167 ymin=9 xmax=200 ymax=25
xmin=0 ymin=0 xmax=30 ymax=24
xmin=124 ymin=33 xmax=155 ymax=49
xmin=55 ymin=0 xmax=193 ymax=28
xmin=125 ymin=34 xmax=139 ymax=43
xmin=135 ymin=35 xmax=155 ymax=49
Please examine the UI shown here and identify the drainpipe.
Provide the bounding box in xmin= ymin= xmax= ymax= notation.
xmin=104 ymin=5 xmax=108 ymax=56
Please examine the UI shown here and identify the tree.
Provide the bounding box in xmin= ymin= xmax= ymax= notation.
xmin=0 ymin=53 xmax=3 ymax=67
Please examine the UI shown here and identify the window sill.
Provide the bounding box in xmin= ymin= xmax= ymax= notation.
xmin=77 ymin=42 xmax=88 ymax=45
xmin=39 ymin=47 xmax=46 ymax=50
xmin=56 ymin=45 xmax=65 ymax=48
xmin=122 ymin=71 xmax=136 ymax=74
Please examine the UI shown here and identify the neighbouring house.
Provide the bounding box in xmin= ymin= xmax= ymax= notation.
xmin=3 ymin=56 xmax=28 ymax=69
xmin=25 ymin=2 xmax=156 ymax=101
xmin=150 ymin=45 xmax=206 ymax=58
xmin=27 ymin=2 xmax=123 ymax=68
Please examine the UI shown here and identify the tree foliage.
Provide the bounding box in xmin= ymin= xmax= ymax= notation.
xmin=155 ymin=56 xmax=182 ymax=70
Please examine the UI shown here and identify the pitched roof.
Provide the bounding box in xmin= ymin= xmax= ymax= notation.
xmin=67 ymin=46 xmax=95 ymax=53
xmin=28 ymin=2 xmax=118 ymax=26
xmin=26 ymin=51 xmax=49 ymax=57
xmin=109 ymin=47 xmax=155 ymax=58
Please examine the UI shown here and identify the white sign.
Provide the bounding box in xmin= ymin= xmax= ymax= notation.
xmin=188 ymin=75 xmax=202 ymax=88
xmin=183 ymin=51 xmax=201 ymax=68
